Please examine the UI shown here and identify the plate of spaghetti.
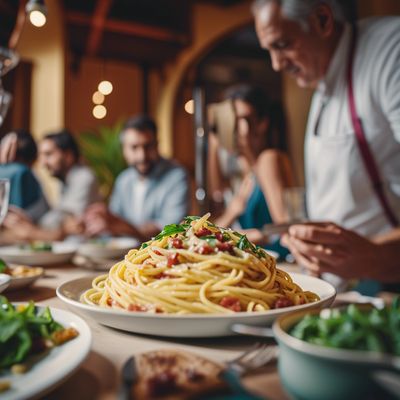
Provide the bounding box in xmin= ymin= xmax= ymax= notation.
xmin=57 ymin=214 xmax=336 ymax=337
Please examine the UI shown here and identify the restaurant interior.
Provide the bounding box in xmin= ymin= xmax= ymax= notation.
xmin=0 ymin=0 xmax=399 ymax=399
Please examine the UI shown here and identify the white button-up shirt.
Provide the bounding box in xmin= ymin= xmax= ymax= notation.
xmin=305 ymin=17 xmax=400 ymax=237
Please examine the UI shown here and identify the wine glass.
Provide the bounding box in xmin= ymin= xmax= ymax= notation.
xmin=0 ymin=179 xmax=10 ymax=225
xmin=283 ymin=186 xmax=307 ymax=223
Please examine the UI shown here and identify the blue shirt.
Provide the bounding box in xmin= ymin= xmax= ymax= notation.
xmin=0 ymin=163 xmax=49 ymax=222
xmin=110 ymin=158 xmax=190 ymax=228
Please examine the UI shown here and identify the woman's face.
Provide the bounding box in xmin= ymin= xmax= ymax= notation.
xmin=233 ymin=99 xmax=268 ymax=156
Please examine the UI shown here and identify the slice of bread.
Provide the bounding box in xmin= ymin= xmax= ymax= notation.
xmin=132 ymin=349 xmax=228 ymax=399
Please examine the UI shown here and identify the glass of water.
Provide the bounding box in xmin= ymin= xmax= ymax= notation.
xmin=0 ymin=179 xmax=10 ymax=225
xmin=283 ymin=186 xmax=307 ymax=223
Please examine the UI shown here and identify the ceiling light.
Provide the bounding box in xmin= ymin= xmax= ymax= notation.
xmin=93 ymin=105 xmax=107 ymax=119
xmin=92 ymin=91 xmax=105 ymax=105
xmin=26 ymin=0 xmax=47 ymax=28
xmin=98 ymin=80 xmax=113 ymax=95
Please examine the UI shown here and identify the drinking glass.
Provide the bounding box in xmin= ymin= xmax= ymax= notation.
xmin=0 ymin=179 xmax=10 ymax=225
xmin=283 ymin=187 xmax=307 ymax=223
xmin=0 ymin=87 xmax=12 ymax=126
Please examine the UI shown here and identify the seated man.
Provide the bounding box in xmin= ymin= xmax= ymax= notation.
xmin=0 ymin=129 xmax=49 ymax=223
xmin=3 ymin=129 xmax=101 ymax=241
xmin=84 ymin=115 xmax=190 ymax=241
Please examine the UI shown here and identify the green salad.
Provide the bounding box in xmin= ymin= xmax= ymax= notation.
xmin=0 ymin=296 xmax=78 ymax=370
xmin=290 ymin=298 xmax=400 ymax=355
xmin=19 ymin=241 xmax=53 ymax=252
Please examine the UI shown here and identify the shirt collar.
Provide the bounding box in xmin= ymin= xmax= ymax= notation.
xmin=317 ymin=23 xmax=352 ymax=98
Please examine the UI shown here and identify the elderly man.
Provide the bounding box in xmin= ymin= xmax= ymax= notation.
xmin=252 ymin=0 xmax=400 ymax=285
xmin=84 ymin=115 xmax=190 ymax=241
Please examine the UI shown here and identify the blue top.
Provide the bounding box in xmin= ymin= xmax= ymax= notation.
xmin=0 ymin=163 xmax=49 ymax=222
xmin=238 ymin=181 xmax=289 ymax=259
xmin=109 ymin=158 xmax=190 ymax=229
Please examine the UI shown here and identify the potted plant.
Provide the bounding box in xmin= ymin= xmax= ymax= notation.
xmin=78 ymin=120 xmax=126 ymax=199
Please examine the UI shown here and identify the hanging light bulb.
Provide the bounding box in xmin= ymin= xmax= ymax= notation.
xmin=93 ymin=105 xmax=107 ymax=119
xmin=184 ymin=99 xmax=194 ymax=114
xmin=26 ymin=0 xmax=47 ymax=28
xmin=98 ymin=80 xmax=113 ymax=95
xmin=92 ymin=91 xmax=105 ymax=105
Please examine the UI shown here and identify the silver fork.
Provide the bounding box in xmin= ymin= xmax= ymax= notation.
xmin=220 ymin=343 xmax=279 ymax=399
xmin=226 ymin=342 xmax=279 ymax=376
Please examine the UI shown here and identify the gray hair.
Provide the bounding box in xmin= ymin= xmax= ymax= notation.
xmin=251 ymin=0 xmax=346 ymax=30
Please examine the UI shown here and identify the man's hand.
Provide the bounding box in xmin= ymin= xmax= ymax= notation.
xmin=83 ymin=202 xmax=114 ymax=236
xmin=2 ymin=207 xmax=36 ymax=240
xmin=281 ymin=222 xmax=383 ymax=280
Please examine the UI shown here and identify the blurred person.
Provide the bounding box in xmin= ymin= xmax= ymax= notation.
xmin=0 ymin=129 xmax=49 ymax=222
xmin=84 ymin=114 xmax=190 ymax=241
xmin=252 ymin=0 xmax=400 ymax=287
xmin=3 ymin=129 xmax=101 ymax=241
xmin=211 ymin=85 xmax=295 ymax=257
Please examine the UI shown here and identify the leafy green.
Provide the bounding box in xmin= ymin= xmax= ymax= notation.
xmin=154 ymin=224 xmax=187 ymax=241
xmin=0 ymin=296 xmax=65 ymax=369
xmin=0 ymin=259 xmax=7 ymax=273
xmin=290 ymin=298 xmax=400 ymax=355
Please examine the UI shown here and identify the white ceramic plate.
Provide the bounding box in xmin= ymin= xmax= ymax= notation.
xmin=0 ymin=273 xmax=11 ymax=293
xmin=1 ymin=306 xmax=92 ymax=400
xmin=57 ymin=273 xmax=336 ymax=338
xmin=0 ymin=242 xmax=77 ymax=265
xmin=4 ymin=265 xmax=44 ymax=291
xmin=77 ymin=237 xmax=138 ymax=260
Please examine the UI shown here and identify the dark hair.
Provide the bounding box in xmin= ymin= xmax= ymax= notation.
xmin=13 ymin=129 xmax=38 ymax=165
xmin=121 ymin=114 xmax=157 ymax=141
xmin=43 ymin=129 xmax=80 ymax=161
xmin=224 ymin=84 xmax=288 ymax=152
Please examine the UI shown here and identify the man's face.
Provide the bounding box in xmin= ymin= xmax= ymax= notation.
xmin=122 ymin=129 xmax=159 ymax=176
xmin=255 ymin=1 xmax=329 ymax=88
xmin=234 ymin=99 xmax=268 ymax=153
xmin=39 ymin=139 xmax=68 ymax=179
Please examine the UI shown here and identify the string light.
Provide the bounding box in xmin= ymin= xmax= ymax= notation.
xmin=93 ymin=105 xmax=107 ymax=119
xmin=184 ymin=99 xmax=194 ymax=114
xmin=92 ymin=91 xmax=105 ymax=105
xmin=98 ymin=80 xmax=113 ymax=95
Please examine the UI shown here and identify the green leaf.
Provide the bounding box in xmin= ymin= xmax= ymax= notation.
xmin=0 ymin=259 xmax=7 ymax=273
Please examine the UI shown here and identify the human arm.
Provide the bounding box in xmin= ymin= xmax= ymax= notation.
xmin=0 ymin=133 xmax=17 ymax=164
xmin=83 ymin=202 xmax=146 ymax=240
xmin=215 ymin=173 xmax=254 ymax=228
xmin=255 ymin=150 xmax=295 ymax=223
xmin=207 ymin=133 xmax=230 ymax=211
xmin=2 ymin=207 xmax=65 ymax=242
xmin=281 ymin=222 xmax=400 ymax=283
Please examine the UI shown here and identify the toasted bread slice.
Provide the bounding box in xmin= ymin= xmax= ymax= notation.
xmin=132 ymin=349 xmax=227 ymax=399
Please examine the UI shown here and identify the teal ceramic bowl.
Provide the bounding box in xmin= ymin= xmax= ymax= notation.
xmin=273 ymin=308 xmax=400 ymax=400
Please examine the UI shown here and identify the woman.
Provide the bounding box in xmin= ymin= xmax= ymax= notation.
xmin=212 ymin=85 xmax=295 ymax=256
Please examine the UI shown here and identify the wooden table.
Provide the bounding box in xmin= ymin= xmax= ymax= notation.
xmin=8 ymin=263 xmax=300 ymax=400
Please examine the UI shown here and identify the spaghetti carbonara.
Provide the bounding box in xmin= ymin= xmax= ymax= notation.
xmin=82 ymin=214 xmax=319 ymax=314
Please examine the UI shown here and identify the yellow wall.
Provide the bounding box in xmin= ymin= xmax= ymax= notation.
xmin=156 ymin=2 xmax=253 ymax=157
xmin=16 ymin=0 xmax=65 ymax=204
xmin=65 ymin=57 xmax=143 ymax=133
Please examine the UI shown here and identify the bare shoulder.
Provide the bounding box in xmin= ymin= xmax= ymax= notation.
xmin=257 ymin=149 xmax=288 ymax=167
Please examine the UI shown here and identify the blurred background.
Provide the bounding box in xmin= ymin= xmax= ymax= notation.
xmin=1 ymin=0 xmax=399 ymax=205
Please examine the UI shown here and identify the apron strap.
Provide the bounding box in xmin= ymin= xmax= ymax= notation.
xmin=346 ymin=24 xmax=399 ymax=227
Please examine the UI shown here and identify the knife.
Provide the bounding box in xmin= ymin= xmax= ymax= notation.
xmin=118 ymin=356 xmax=137 ymax=400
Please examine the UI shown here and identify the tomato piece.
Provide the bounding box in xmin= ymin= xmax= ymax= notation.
xmin=216 ymin=242 xmax=233 ymax=252
xmin=196 ymin=227 xmax=212 ymax=237
xmin=274 ymin=297 xmax=294 ymax=309
xmin=219 ymin=296 xmax=242 ymax=312
xmin=167 ymin=253 xmax=180 ymax=267
xmin=171 ymin=238 xmax=183 ymax=249
xmin=128 ymin=304 xmax=146 ymax=312
xmin=197 ymin=245 xmax=214 ymax=255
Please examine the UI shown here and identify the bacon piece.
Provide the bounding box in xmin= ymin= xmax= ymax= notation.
xmin=171 ymin=238 xmax=183 ymax=249
xmin=197 ymin=245 xmax=214 ymax=255
xmin=128 ymin=304 xmax=146 ymax=312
